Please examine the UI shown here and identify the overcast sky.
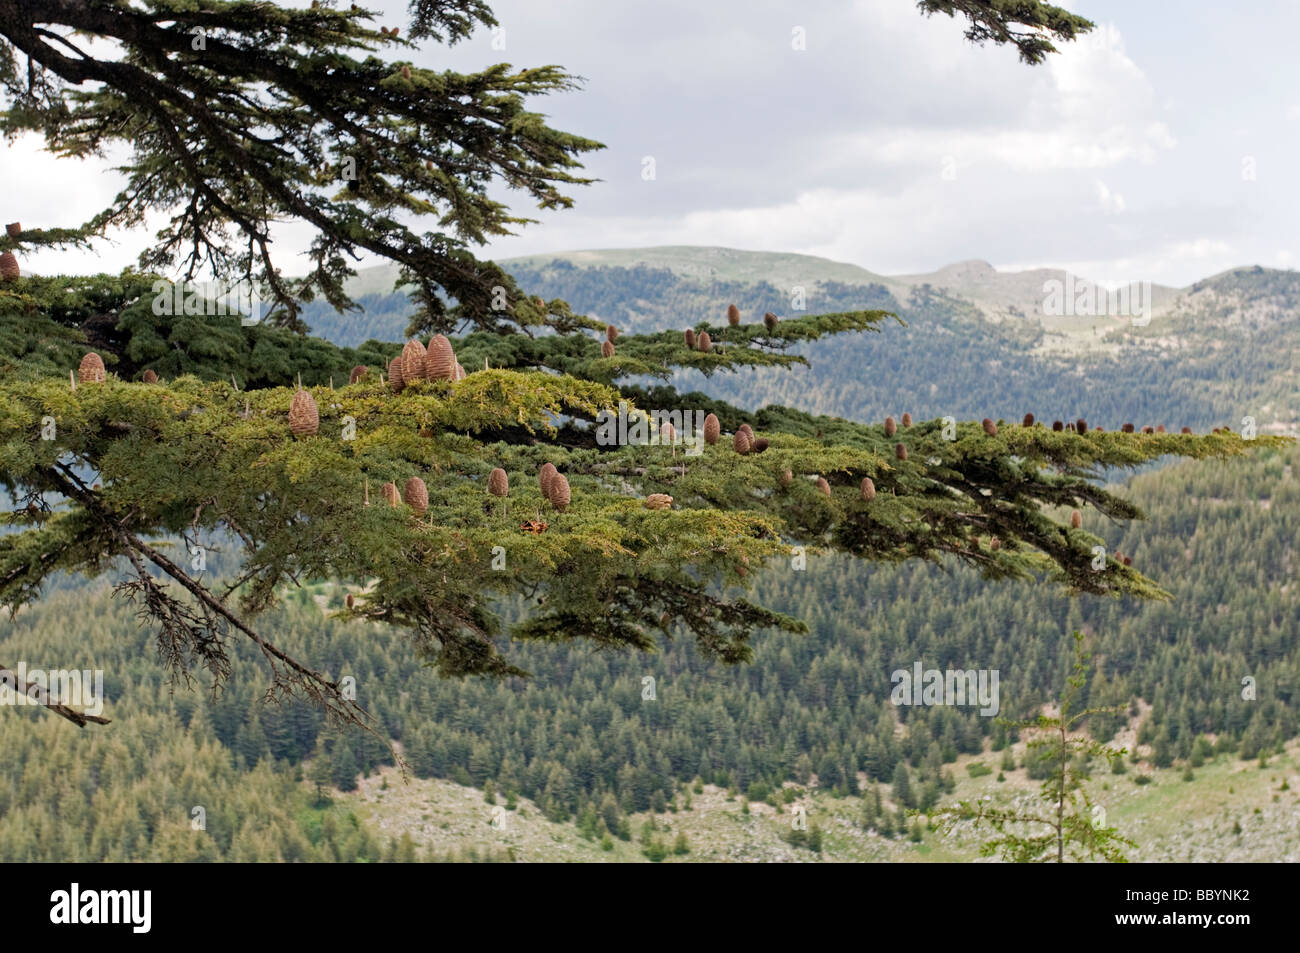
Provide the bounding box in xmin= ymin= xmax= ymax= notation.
xmin=7 ymin=0 xmax=1299 ymax=287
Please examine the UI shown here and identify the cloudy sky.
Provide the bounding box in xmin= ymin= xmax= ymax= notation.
xmin=7 ymin=0 xmax=1299 ymax=287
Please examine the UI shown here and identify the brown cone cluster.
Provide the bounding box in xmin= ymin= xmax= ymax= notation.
xmin=733 ymin=429 xmax=752 ymax=454
xmin=548 ymin=473 xmax=571 ymax=511
xmin=388 ymin=357 xmax=405 ymax=393
xmin=426 ymin=335 xmax=457 ymax=381
xmin=401 ymin=338 xmax=427 ymax=382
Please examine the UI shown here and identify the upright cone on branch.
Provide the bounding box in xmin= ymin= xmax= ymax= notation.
xmin=815 ymin=476 xmax=831 ymax=497
xmin=1023 ymin=413 xmax=1035 ymax=427
xmin=142 ymin=369 xmax=158 ymax=384
xmin=703 ymin=413 xmax=720 ymax=445
xmin=601 ymin=340 xmax=615 ymax=359
xmin=349 ymin=365 xmax=368 ymax=384
xmin=895 ymin=443 xmax=908 ymax=461
xmin=426 ymin=334 xmax=456 ymax=380
xmin=401 ymin=338 xmax=427 ymax=382
xmin=884 ymin=416 xmax=897 ymax=437
xmin=488 ymin=468 xmax=509 ymax=497
xmin=990 ymin=537 xmax=1001 ymax=551
xmin=403 ymin=477 xmax=429 ymax=514
xmin=727 ymin=304 xmax=740 ymax=326
xmin=764 ymin=311 xmax=778 ymax=331
xmin=982 ymin=418 xmax=998 ymax=436
xmin=539 ymin=462 xmax=558 ymax=498
xmin=454 ymin=362 xmax=466 ymax=381
xmin=1052 ymin=420 xmax=1064 ymax=431
xmin=697 ymin=331 xmax=712 ymax=352
xmin=0 ymin=252 xmax=19 ymax=281
xmin=733 ymin=429 xmax=752 ymax=454
xmin=388 ymin=357 xmax=405 ymax=392
xmin=644 ymin=493 xmax=673 ymax=510
xmin=4 ymin=223 xmax=19 ymax=238
xmin=606 ymin=324 xmax=618 ymax=343
xmin=779 ymin=469 xmax=793 ymax=488
xmin=860 ymin=477 xmax=876 ymax=501
xmin=1122 ymin=423 xmax=1135 ymax=433
xmin=1069 ymin=509 xmax=1082 ymax=528
xmin=289 ymin=388 xmax=319 ymax=436
xmin=684 ymin=328 xmax=696 ymax=349
xmin=901 ymin=413 xmax=912 ymax=428
xmin=549 ymin=474 xmax=570 ymax=511
xmin=1076 ymin=418 xmax=1088 ymax=434
xmin=78 ymin=352 xmax=106 ymax=384
xmin=753 ymin=438 xmax=769 ymax=453
xmin=381 ymin=481 xmax=401 ymax=507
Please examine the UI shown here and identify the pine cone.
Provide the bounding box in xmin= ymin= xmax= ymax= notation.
xmin=289 ymin=388 xmax=319 ymax=436
xmin=1122 ymin=423 xmax=1135 ymax=433
xmin=426 ymin=334 xmax=456 ymax=380
xmin=779 ymin=469 xmax=793 ymax=488
xmin=1181 ymin=426 xmax=1192 ymax=434
xmin=388 ymin=357 xmax=405 ymax=392
xmin=753 ymin=438 xmax=769 ymax=453
xmin=644 ymin=493 xmax=673 ymax=510
xmin=401 ymin=338 xmax=427 ymax=382
xmin=901 ymin=413 xmax=912 ymax=428
xmin=1076 ymin=418 xmax=1087 ymax=433
xmin=703 ymin=413 xmax=720 ymax=445
xmin=345 ymin=593 xmax=355 ymax=609
xmin=454 ymin=362 xmax=466 ymax=381
xmin=990 ymin=537 xmax=1001 ymax=551
xmin=0 ymin=252 xmax=19 ymax=281
xmin=815 ymin=476 xmax=831 ymax=497
xmin=77 ymin=352 xmax=106 ymax=384
xmin=549 ymin=474 xmax=570 ymax=511
xmin=381 ymin=481 xmax=401 ymax=507
xmin=1070 ymin=509 xmax=1082 ymax=528
xmin=1053 ymin=420 xmax=1064 ymax=431
xmin=727 ymin=304 xmax=740 ymax=326
xmin=884 ymin=416 xmax=896 ymax=437
xmin=349 ymin=364 xmax=368 ymax=384
xmin=1142 ymin=426 xmax=1154 ymax=434
xmin=733 ymin=429 xmax=752 ymax=454
xmin=895 ymin=443 xmax=907 ymax=461
xmin=601 ymin=340 xmax=615 ymax=359
xmin=660 ymin=422 xmax=676 ymax=443
xmin=763 ymin=311 xmax=778 ymax=331
xmin=697 ymin=331 xmax=712 ymax=352
xmin=401 ymin=65 xmax=411 ymax=80
xmin=539 ymin=462 xmax=558 ymax=498
xmin=860 ymin=477 xmax=876 ymax=501
xmin=142 ymin=369 xmax=158 ymax=384
xmin=1122 ymin=555 xmax=1132 ymax=567
xmin=1156 ymin=424 xmax=1166 ymax=433
xmin=982 ymin=418 xmax=997 ymax=436
xmin=684 ymin=328 xmax=696 ymax=349
xmin=606 ymin=324 xmax=618 ymax=342
xmin=403 ymin=476 xmax=429 ymax=514
xmin=1023 ymin=413 xmax=1035 ymax=427
xmin=488 ymin=467 xmax=509 ymax=497
xmin=4 ymin=223 xmax=19 ymax=238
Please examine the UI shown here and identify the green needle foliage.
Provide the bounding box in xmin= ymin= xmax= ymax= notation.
xmin=934 ymin=631 xmax=1138 ymax=862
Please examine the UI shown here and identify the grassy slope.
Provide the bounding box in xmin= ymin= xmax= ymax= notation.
xmin=342 ymin=737 xmax=1300 ymax=863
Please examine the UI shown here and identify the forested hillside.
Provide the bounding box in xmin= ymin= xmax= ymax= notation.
xmin=299 ymin=251 xmax=1300 ymax=433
